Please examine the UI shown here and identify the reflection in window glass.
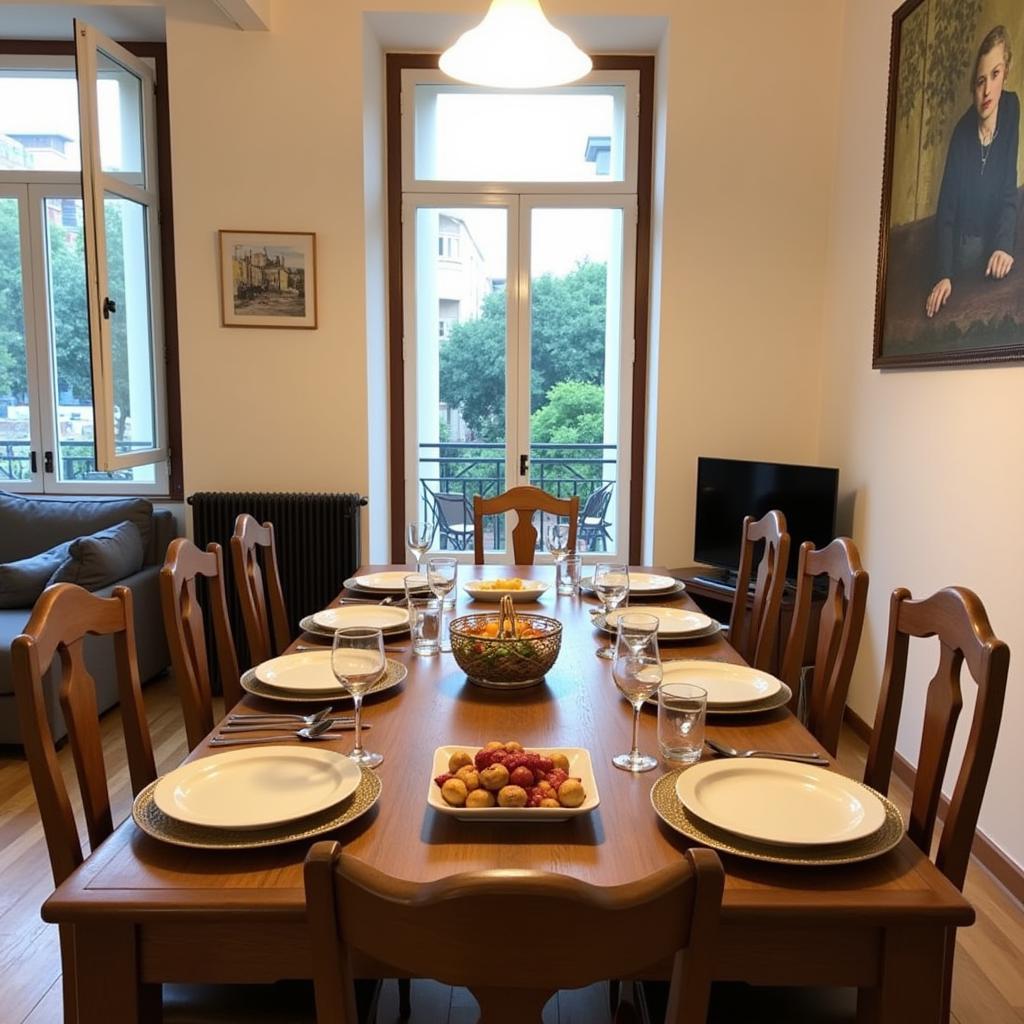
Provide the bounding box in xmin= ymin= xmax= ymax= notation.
xmin=0 ymin=197 xmax=32 ymax=480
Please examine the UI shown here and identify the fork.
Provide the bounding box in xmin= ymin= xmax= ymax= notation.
xmin=218 ymin=718 xmax=359 ymax=734
xmin=210 ymin=718 xmax=338 ymax=746
xmin=227 ymin=708 xmax=334 ymax=725
xmin=704 ymin=737 xmax=829 ymax=766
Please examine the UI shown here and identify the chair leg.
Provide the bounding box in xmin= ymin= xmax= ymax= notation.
xmin=398 ymin=977 xmax=412 ymax=1018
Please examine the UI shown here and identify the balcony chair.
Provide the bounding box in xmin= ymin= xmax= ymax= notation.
xmin=473 ymin=485 xmax=579 ymax=564
xmin=577 ymin=480 xmax=615 ymax=552
xmin=422 ymin=483 xmax=475 ymax=551
xmin=727 ymin=510 xmax=790 ymax=671
xmin=230 ymin=513 xmax=291 ymax=666
xmin=304 ymin=841 xmax=724 ymax=1024
xmin=160 ymin=537 xmax=242 ymax=752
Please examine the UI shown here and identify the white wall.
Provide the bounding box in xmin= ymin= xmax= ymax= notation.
xmin=819 ymin=0 xmax=1024 ymax=872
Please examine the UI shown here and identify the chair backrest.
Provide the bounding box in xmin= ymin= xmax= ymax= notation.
xmin=863 ymin=586 xmax=1009 ymax=891
xmin=580 ymin=481 xmax=614 ymax=521
xmin=473 ymin=486 xmax=579 ymax=565
xmin=728 ymin=510 xmax=790 ymax=670
xmin=304 ymin=842 xmax=723 ymax=1024
xmin=160 ymin=537 xmax=242 ymax=751
xmin=230 ymin=513 xmax=290 ymax=666
xmin=780 ymin=538 xmax=869 ymax=756
xmin=11 ymin=584 xmax=157 ymax=887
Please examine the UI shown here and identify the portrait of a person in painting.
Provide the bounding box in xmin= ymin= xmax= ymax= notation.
xmin=926 ymin=25 xmax=1020 ymax=318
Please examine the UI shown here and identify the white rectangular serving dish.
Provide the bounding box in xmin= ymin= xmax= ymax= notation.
xmin=426 ymin=745 xmax=600 ymax=822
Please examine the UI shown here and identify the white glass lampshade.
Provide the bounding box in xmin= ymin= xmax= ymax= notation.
xmin=440 ymin=0 xmax=592 ymax=89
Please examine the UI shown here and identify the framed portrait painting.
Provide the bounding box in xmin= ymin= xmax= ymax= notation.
xmin=219 ymin=230 xmax=317 ymax=329
xmin=874 ymin=0 xmax=1024 ymax=368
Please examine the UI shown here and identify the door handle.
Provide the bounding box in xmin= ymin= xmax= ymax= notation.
xmin=519 ymin=453 xmax=529 ymax=476
xmin=44 ymin=450 xmax=54 ymax=473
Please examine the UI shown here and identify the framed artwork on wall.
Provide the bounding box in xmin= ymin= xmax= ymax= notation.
xmin=874 ymin=0 xmax=1024 ymax=368
xmin=219 ymin=230 xmax=317 ymax=329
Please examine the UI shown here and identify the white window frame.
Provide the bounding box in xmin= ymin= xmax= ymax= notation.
xmin=401 ymin=68 xmax=640 ymax=196
xmin=75 ymin=20 xmax=168 ymax=474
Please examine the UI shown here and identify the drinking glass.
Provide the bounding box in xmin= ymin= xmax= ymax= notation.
xmin=403 ymin=572 xmax=429 ymax=605
xmin=427 ymin=556 xmax=458 ymax=652
xmin=593 ymin=562 xmax=629 ymax=660
xmin=657 ymin=683 xmax=707 ymax=764
xmin=546 ymin=522 xmax=570 ymax=564
xmin=557 ymin=553 xmax=582 ymax=596
xmin=611 ymin=613 xmax=662 ymax=773
xmin=407 ymin=595 xmax=441 ymax=655
xmin=331 ymin=626 xmax=386 ymax=768
xmin=406 ymin=520 xmax=434 ymax=573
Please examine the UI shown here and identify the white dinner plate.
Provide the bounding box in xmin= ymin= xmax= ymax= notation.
xmin=660 ymin=659 xmax=781 ymax=706
xmin=625 ymin=572 xmax=678 ymax=592
xmin=153 ymin=746 xmax=361 ymax=831
xmin=312 ymin=605 xmax=410 ymax=632
xmin=463 ymin=580 xmax=549 ymax=603
xmin=427 ymin=746 xmax=599 ymax=821
xmin=254 ymin=650 xmax=383 ymax=695
xmin=675 ymin=759 xmax=887 ymax=846
xmin=346 ymin=571 xmax=417 ymax=592
xmin=604 ymin=606 xmax=713 ymax=637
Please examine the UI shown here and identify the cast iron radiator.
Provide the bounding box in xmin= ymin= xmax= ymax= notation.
xmin=188 ymin=491 xmax=366 ymax=670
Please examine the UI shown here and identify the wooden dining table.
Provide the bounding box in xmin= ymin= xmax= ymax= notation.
xmin=43 ymin=564 xmax=973 ymax=1023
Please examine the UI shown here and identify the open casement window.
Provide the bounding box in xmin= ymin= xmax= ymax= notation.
xmin=74 ymin=20 xmax=167 ymax=474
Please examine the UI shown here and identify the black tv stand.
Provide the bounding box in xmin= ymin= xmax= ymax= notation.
xmin=691 ymin=568 xmax=757 ymax=595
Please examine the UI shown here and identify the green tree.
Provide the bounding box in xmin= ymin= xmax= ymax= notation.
xmin=0 ymin=198 xmax=28 ymax=400
xmin=531 ymin=379 xmax=604 ymax=445
xmin=439 ymin=259 xmax=607 ymax=442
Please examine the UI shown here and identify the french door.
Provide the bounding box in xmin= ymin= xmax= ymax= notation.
xmin=403 ymin=194 xmax=636 ymax=563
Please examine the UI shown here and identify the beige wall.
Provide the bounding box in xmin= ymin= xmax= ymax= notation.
xmin=820 ymin=0 xmax=1024 ymax=871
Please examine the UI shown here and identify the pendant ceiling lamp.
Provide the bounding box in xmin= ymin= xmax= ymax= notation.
xmin=440 ymin=0 xmax=592 ymax=89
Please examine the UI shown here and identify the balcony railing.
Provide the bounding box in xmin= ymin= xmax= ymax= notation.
xmin=417 ymin=441 xmax=616 ymax=552
xmin=0 ymin=439 xmax=146 ymax=482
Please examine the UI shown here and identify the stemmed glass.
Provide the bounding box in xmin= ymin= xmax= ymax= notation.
xmin=426 ymin=556 xmax=458 ymax=652
xmin=592 ymin=562 xmax=629 ymax=660
xmin=546 ymin=521 xmax=570 ymax=563
xmin=611 ymin=613 xmax=662 ymax=773
xmin=331 ymin=626 xmax=386 ymax=768
xmin=406 ymin=520 xmax=434 ymax=573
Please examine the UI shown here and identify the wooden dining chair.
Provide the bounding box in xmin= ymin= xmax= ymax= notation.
xmin=473 ymin=485 xmax=579 ymax=565
xmin=160 ymin=537 xmax=242 ymax=751
xmin=230 ymin=512 xmax=291 ymax=665
xmin=727 ymin=510 xmax=790 ymax=671
xmin=304 ymin=841 xmax=724 ymax=1024
xmin=12 ymin=583 xmax=157 ymax=1024
xmin=779 ymin=538 xmax=869 ymax=756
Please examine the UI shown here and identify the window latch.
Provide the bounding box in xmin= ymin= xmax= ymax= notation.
xmin=103 ymin=296 xmax=117 ymax=319
xmin=30 ymin=450 xmax=37 ymax=473
xmin=519 ymin=453 xmax=529 ymax=476
xmin=44 ymin=450 xmax=54 ymax=474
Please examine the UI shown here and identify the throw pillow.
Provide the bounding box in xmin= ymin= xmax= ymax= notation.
xmin=48 ymin=521 xmax=146 ymax=591
xmin=0 ymin=542 xmax=71 ymax=609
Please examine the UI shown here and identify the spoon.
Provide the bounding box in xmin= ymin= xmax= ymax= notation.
xmin=209 ymin=717 xmax=337 ymax=747
xmin=704 ymin=738 xmax=829 ymax=766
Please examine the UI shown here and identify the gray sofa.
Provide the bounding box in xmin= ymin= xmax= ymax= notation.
xmin=0 ymin=492 xmax=177 ymax=746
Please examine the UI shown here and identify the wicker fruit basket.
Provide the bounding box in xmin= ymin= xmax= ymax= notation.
xmin=449 ymin=595 xmax=563 ymax=689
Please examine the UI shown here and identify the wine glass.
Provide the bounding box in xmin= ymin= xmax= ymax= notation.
xmin=426 ymin=556 xmax=458 ymax=652
xmin=546 ymin=521 xmax=570 ymax=564
xmin=592 ymin=562 xmax=629 ymax=660
xmin=331 ymin=626 xmax=386 ymax=768
xmin=611 ymin=613 xmax=662 ymax=773
xmin=406 ymin=520 xmax=434 ymax=573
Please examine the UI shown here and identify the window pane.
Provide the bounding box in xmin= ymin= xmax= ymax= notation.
xmin=529 ymin=207 xmax=623 ymax=554
xmin=416 ymin=207 xmax=508 ymax=552
xmin=42 ymin=196 xmax=154 ymax=483
xmin=414 ymin=85 xmax=625 ymax=182
xmin=0 ymin=197 xmax=33 ymax=482
xmin=97 ymin=51 xmax=144 ymax=182
xmin=0 ymin=69 xmax=81 ymax=171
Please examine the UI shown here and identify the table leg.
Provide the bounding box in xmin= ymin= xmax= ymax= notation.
xmin=72 ymin=923 xmax=160 ymax=1024
xmin=856 ymin=925 xmax=951 ymax=1024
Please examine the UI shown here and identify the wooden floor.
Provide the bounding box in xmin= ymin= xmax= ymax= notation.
xmin=1 ymin=674 xmax=1021 ymax=1024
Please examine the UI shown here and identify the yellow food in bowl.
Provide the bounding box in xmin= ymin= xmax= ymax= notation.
xmin=474 ymin=578 xmax=527 ymax=591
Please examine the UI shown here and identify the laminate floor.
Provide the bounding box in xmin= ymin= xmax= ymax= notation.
xmin=1 ymin=675 xmax=1020 ymax=1024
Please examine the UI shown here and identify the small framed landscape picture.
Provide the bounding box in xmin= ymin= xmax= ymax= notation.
xmin=219 ymin=230 xmax=317 ymax=329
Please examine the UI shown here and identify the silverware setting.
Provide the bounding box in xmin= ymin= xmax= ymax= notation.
xmin=219 ymin=718 xmax=358 ymax=734
xmin=210 ymin=718 xmax=369 ymax=746
xmin=228 ymin=708 xmax=334 ymax=725
xmin=704 ymin=737 xmax=829 ymax=766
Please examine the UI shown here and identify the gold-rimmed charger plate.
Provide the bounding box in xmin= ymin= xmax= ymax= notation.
xmin=132 ymin=767 xmax=381 ymax=850
xmin=643 ymin=670 xmax=793 ymax=716
xmin=650 ymin=768 xmax=904 ymax=866
xmin=239 ymin=658 xmax=407 ymax=704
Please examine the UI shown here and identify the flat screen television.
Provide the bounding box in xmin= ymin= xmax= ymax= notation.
xmin=694 ymin=457 xmax=839 ymax=581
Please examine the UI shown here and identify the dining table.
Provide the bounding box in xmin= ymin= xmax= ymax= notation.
xmin=43 ymin=564 xmax=973 ymax=1023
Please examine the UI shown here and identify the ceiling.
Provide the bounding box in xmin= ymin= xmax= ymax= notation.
xmin=0 ymin=4 xmax=166 ymax=41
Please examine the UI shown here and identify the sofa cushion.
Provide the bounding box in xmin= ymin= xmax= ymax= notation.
xmin=0 ymin=542 xmax=71 ymax=609
xmin=48 ymin=522 xmax=145 ymax=591
xmin=0 ymin=491 xmax=153 ymax=564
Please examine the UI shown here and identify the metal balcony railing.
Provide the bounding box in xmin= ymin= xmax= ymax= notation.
xmin=0 ymin=439 xmax=148 ymax=482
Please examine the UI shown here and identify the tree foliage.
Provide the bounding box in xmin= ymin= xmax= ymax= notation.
xmin=531 ymin=379 xmax=604 ymax=444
